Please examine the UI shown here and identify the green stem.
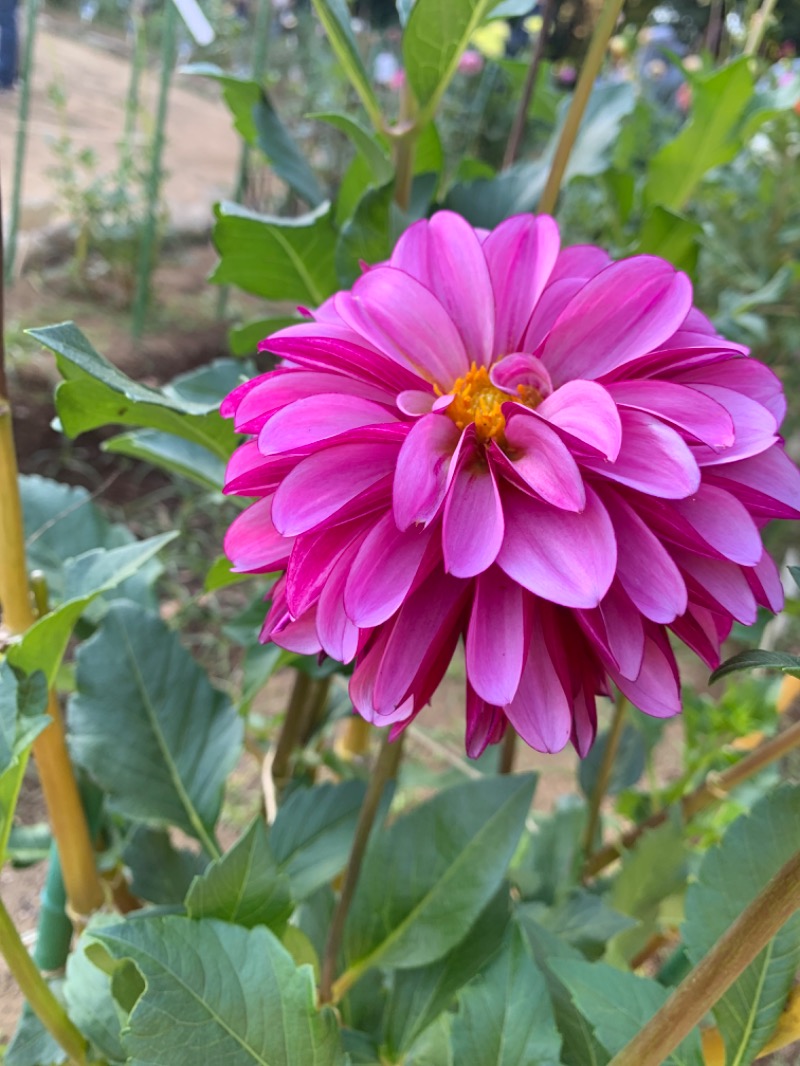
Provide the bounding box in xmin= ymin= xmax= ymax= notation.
xmin=608 ymin=850 xmax=800 ymax=1066
xmin=320 ymin=731 xmax=405 ymax=1004
xmin=131 ymin=0 xmax=177 ymax=339
xmin=502 ymin=0 xmax=556 ymax=168
xmin=5 ymin=0 xmax=39 ymax=284
xmin=744 ymin=0 xmax=779 ymax=56
xmin=498 ymin=726 xmax=517 ymax=774
xmin=0 ymin=895 xmax=88 ymax=1064
xmin=538 ymin=0 xmax=625 ymax=215
xmin=271 ymin=670 xmax=314 ymax=791
xmin=582 ymin=693 xmax=627 ymax=858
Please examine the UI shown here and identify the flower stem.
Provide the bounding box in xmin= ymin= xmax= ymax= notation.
xmin=498 ymin=726 xmax=518 ymax=774
xmin=320 ymin=730 xmax=404 ymax=1004
xmin=608 ymin=849 xmax=800 ymax=1066
xmin=582 ymin=693 xmax=627 ymax=859
xmin=584 ymin=717 xmax=800 ymax=878
xmin=538 ymin=0 xmax=625 ymax=215
xmin=271 ymin=670 xmax=314 ymax=792
xmin=0 ymin=894 xmax=88 ymax=1065
xmin=502 ymin=0 xmax=556 ymax=169
xmin=337 ymin=715 xmax=373 ymax=761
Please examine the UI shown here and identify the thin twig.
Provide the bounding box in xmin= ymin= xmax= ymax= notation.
xmin=502 ymin=0 xmax=556 ymax=169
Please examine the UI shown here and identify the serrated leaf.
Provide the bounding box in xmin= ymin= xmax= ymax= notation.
xmin=8 ymin=533 xmax=178 ymax=686
xmin=309 ymin=0 xmax=382 ymax=130
xmin=271 ymin=780 xmax=371 ymax=900
xmin=70 ymin=603 xmax=243 ymax=852
xmin=343 ymin=774 xmax=536 ymax=981
xmin=30 ymin=323 xmax=234 ymax=457
xmin=92 ymin=915 xmax=347 ymax=1065
xmin=683 ymin=785 xmax=800 ymax=1065
xmin=383 ymin=886 xmax=511 ymax=1055
xmin=644 ymin=58 xmax=754 ymax=210
xmin=550 ymin=958 xmax=704 ymax=1066
xmin=104 ymin=430 xmax=227 ymax=491
xmin=451 ymin=923 xmax=561 ymax=1065
xmin=186 ymin=818 xmax=293 ymax=932
xmin=212 ymin=201 xmax=338 ymax=306
xmin=184 ymin=65 xmax=324 ymax=206
xmin=710 ymin=649 xmax=800 ymax=684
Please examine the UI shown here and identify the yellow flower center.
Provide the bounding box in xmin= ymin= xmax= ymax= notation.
xmin=443 ymin=363 xmax=542 ymax=444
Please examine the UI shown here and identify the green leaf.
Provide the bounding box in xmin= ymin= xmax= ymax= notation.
xmin=561 ymin=82 xmax=636 ymax=182
xmin=205 ymin=555 xmax=254 ymax=592
xmin=8 ymin=533 xmax=178 ymax=686
xmin=405 ymin=1016 xmax=453 ymax=1066
xmin=104 ymin=430 xmax=227 ymax=491
xmin=0 ymin=664 xmax=50 ymax=865
xmin=310 ymin=111 xmax=393 ymax=185
xmin=92 ymin=915 xmax=348 ymax=1065
xmin=343 ymin=773 xmax=536 ymax=979
xmin=579 ymin=724 xmax=645 ymax=800
xmin=271 ymin=780 xmax=372 ymax=900
xmin=517 ymin=916 xmax=608 ymax=1066
xmin=607 ymin=817 xmax=688 ymax=967
xmin=540 ymin=889 xmax=636 ymax=960
xmin=123 ymin=827 xmax=208 ymax=905
xmin=335 ymin=182 xmax=397 ymax=287
xmin=70 ymin=603 xmax=243 ymax=853
xmin=710 ymin=649 xmax=800 ymax=684
xmin=683 ymin=785 xmax=800 ymax=1065
xmin=550 ymin=958 xmax=704 ymax=1065
xmin=31 ymin=323 xmax=235 ymax=457
xmin=444 ymin=160 xmax=548 ymax=228
xmin=229 ymin=315 xmax=304 ymax=356
xmin=309 ymin=0 xmax=383 ymax=131
xmin=5 ymin=1004 xmax=67 ymax=1066
xmin=403 ymin=0 xmax=500 ymax=120
xmin=631 ymin=206 xmax=704 ymax=277
xmin=186 ymin=818 xmax=293 ymax=932
xmin=451 ymin=924 xmax=562 ymax=1065
xmin=644 ymin=58 xmax=754 ymax=210
xmin=184 ymin=65 xmax=325 ymax=206
xmin=64 ymin=919 xmax=129 ymax=1064
xmin=212 ymin=201 xmax=339 ymax=306
xmin=789 ymin=566 xmax=800 ymax=592
xmin=511 ymin=799 xmax=585 ymax=904
xmin=383 ymin=886 xmax=511 ymax=1055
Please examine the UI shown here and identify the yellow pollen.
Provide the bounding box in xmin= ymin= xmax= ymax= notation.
xmin=442 ymin=363 xmax=543 ymax=444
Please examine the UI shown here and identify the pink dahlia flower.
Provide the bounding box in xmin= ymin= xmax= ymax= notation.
xmin=222 ymin=212 xmax=799 ymax=758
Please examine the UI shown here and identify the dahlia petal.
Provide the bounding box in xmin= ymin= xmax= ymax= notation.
xmin=493 ymin=411 xmax=585 ymax=512
xmin=686 ymin=385 xmax=778 ymax=465
xmin=610 ymin=631 xmax=681 ymax=719
xmin=224 ymin=441 xmax=301 ymax=498
xmin=536 ymin=380 xmax=622 ymax=461
xmin=579 ymin=581 xmax=645 ymax=680
xmin=465 ymin=686 xmax=506 ymax=759
xmin=746 ymin=550 xmax=783 ymax=614
xmin=337 ymin=267 xmax=469 ymax=387
xmin=581 ymin=409 xmax=700 ymax=499
xmin=669 ymin=604 xmax=722 ymax=670
xmin=349 ymin=623 xmax=412 ymax=725
xmin=540 ymin=257 xmax=694 ymax=385
xmin=443 ymin=450 xmax=504 ymax=578
xmin=393 ymin=413 xmax=461 ymax=530
xmin=272 ymin=441 xmax=398 ymax=536
xmin=317 ymin=542 xmax=362 ymax=663
xmin=706 ymin=447 xmax=800 ymax=519
xmin=221 ymin=373 xmax=265 ymax=420
xmin=672 ymin=358 xmax=786 ymax=424
xmin=497 ymin=483 xmax=616 ymax=608
xmin=505 ymin=605 xmax=572 ymax=753
xmin=521 ymin=277 xmax=586 ymax=352
xmin=672 ymin=484 xmax=762 ymax=567
xmin=344 ymin=512 xmax=433 ymax=627
xmin=482 ymin=214 xmax=560 ymax=355
xmin=235 ymin=369 xmax=393 ymax=434
xmin=676 ymin=551 xmax=758 ymax=625
xmin=489 ymin=352 xmax=553 ymax=398
xmin=600 ymin=489 xmax=687 ymax=623
xmin=548 ymin=243 xmax=611 ymax=283
xmin=286 ymin=517 xmax=368 ymax=618
xmin=258 ymin=394 xmax=399 ymax=455
xmin=224 ymin=497 xmax=293 ymax=573
xmin=605 ymin=380 xmax=735 ymax=449
xmin=571 ymin=686 xmax=599 ymax=758
xmin=397 ymin=389 xmax=436 ymax=416
xmin=268 ymin=607 xmax=323 ymax=655
xmin=266 ymin=328 xmax=423 ymax=393
xmin=465 ymin=568 xmax=526 ymax=706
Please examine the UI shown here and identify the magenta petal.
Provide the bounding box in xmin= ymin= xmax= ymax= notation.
xmin=224 ymin=496 xmax=293 ymax=573
xmin=269 ymin=607 xmax=323 ymax=655
xmin=497 ymin=411 xmax=586 ymax=512
xmin=676 ymin=551 xmax=758 ymax=624
xmin=393 ymin=413 xmax=460 ymax=530
xmin=601 ymin=489 xmax=687 ymax=623
xmin=489 ymin=353 xmax=553 ymax=398
xmin=317 ymin=542 xmax=362 ymax=663
xmin=235 ymin=369 xmax=393 ymax=434
xmin=266 ymin=328 xmax=422 ymax=393
xmin=505 ymin=603 xmax=572 ymax=753
xmin=670 ymin=604 xmax=722 ymax=670
xmin=571 ymin=686 xmax=598 ymax=758
xmin=522 ymin=277 xmax=586 ymax=352
xmin=707 ymin=446 xmax=800 ymax=520
xmin=537 ymin=380 xmax=622 ymax=461
xmin=465 ymin=686 xmax=506 ymax=759
xmin=338 ymin=267 xmax=469 ymax=387
xmin=259 ymin=394 xmax=399 ymax=454
xmin=273 ymin=441 xmax=398 ymax=536
xmin=497 ymin=483 xmax=616 ymax=608
xmin=610 ymin=630 xmax=681 ymax=719
xmin=605 ymin=380 xmax=734 ymax=449
xmin=224 ymin=441 xmax=301 ymax=498
xmin=482 ymin=214 xmax=560 ymax=356
xmin=397 ymin=389 xmax=436 ymax=416
xmin=672 ymin=357 xmax=786 ymax=424
xmin=579 ymin=580 xmax=645 ymax=680
xmin=581 ymin=409 xmax=700 ymax=499
xmin=549 ymin=243 xmax=611 ymax=283
xmin=286 ymin=516 xmax=367 ymax=618
xmin=746 ymin=550 xmax=783 ymax=614
xmin=443 ymin=452 xmax=504 ymax=578
xmin=540 ymin=257 xmax=694 ymax=385
xmin=465 ymin=568 xmax=526 ymax=706
xmin=687 ymin=385 xmax=778 ymax=466
xmin=672 ymin=484 xmax=762 ymax=567
xmin=345 ymin=512 xmax=433 ymax=627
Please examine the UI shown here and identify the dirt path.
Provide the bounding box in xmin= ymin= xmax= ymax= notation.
xmin=0 ymin=14 xmax=241 ymax=241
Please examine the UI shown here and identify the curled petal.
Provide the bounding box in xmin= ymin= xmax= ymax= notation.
xmin=393 ymin=413 xmax=461 ymax=530
xmin=537 ymin=380 xmax=622 ymax=461
xmin=494 ymin=411 xmax=585 ymax=512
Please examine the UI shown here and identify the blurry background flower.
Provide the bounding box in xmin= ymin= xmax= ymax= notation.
xmin=457 ymin=49 xmax=485 ymax=77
